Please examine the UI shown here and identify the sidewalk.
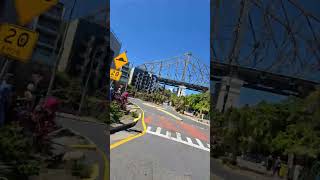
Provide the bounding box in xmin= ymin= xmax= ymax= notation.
xmin=29 ymin=128 xmax=104 ymax=180
xmin=110 ymin=103 xmax=143 ymax=134
xmin=212 ymin=158 xmax=282 ymax=180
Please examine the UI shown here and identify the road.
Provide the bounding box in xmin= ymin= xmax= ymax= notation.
xmin=110 ymin=98 xmax=210 ymax=180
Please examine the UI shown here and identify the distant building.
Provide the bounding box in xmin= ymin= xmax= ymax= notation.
xmin=31 ymin=2 xmax=65 ymax=66
xmin=57 ymin=17 xmax=120 ymax=93
xmin=119 ymin=63 xmax=130 ymax=85
xmin=6 ymin=2 xmax=65 ymax=94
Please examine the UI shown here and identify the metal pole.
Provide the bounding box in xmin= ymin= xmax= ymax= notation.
xmin=78 ymin=46 xmax=99 ymax=115
xmin=0 ymin=59 xmax=10 ymax=80
xmin=46 ymin=0 xmax=78 ymax=96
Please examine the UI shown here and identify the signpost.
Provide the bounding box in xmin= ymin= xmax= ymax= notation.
xmin=14 ymin=0 xmax=58 ymax=26
xmin=0 ymin=23 xmax=39 ymax=62
xmin=110 ymin=68 xmax=122 ymax=81
xmin=113 ymin=51 xmax=128 ymax=70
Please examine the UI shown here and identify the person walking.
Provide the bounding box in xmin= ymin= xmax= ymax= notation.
xmin=266 ymin=155 xmax=273 ymax=171
xmin=0 ymin=74 xmax=13 ymax=126
xmin=273 ymin=156 xmax=282 ymax=177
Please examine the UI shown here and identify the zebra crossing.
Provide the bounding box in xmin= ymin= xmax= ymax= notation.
xmin=146 ymin=126 xmax=210 ymax=152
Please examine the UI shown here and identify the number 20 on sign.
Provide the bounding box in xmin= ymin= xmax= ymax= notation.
xmin=110 ymin=68 xmax=122 ymax=81
xmin=0 ymin=24 xmax=39 ymax=62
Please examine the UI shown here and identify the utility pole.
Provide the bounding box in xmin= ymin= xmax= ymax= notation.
xmin=78 ymin=50 xmax=96 ymax=115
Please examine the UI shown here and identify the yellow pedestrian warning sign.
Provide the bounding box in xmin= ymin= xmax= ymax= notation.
xmin=110 ymin=68 xmax=122 ymax=81
xmin=15 ymin=0 xmax=58 ymax=26
xmin=114 ymin=52 xmax=128 ymax=70
xmin=0 ymin=23 xmax=39 ymax=62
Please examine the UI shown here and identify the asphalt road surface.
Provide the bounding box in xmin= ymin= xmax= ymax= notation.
xmin=110 ymin=98 xmax=210 ymax=180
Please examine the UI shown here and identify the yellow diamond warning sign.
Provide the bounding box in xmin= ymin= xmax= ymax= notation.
xmin=114 ymin=52 xmax=128 ymax=70
xmin=110 ymin=68 xmax=122 ymax=81
xmin=0 ymin=24 xmax=39 ymax=62
xmin=15 ymin=0 xmax=58 ymax=26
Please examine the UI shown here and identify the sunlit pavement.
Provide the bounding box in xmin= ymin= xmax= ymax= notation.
xmin=110 ymin=98 xmax=209 ymax=180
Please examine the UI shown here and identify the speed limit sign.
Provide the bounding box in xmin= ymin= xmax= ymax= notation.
xmin=0 ymin=23 xmax=39 ymax=62
xmin=110 ymin=68 xmax=122 ymax=81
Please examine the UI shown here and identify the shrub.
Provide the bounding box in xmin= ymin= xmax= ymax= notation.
xmin=0 ymin=124 xmax=41 ymax=177
xmin=131 ymin=111 xmax=139 ymax=118
xmin=110 ymin=101 xmax=124 ymax=123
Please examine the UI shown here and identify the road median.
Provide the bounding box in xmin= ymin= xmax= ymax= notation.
xmin=110 ymin=104 xmax=143 ymax=134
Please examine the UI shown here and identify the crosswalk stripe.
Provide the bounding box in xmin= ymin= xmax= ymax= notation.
xmin=196 ymin=138 xmax=205 ymax=148
xmin=176 ymin=132 xmax=182 ymax=141
xmin=156 ymin=127 xmax=162 ymax=134
xmin=186 ymin=137 xmax=193 ymax=144
xmin=146 ymin=125 xmax=210 ymax=152
xmin=166 ymin=131 xmax=171 ymax=138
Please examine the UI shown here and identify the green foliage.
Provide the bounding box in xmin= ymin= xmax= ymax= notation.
xmin=86 ymin=97 xmax=110 ymax=124
xmin=0 ymin=124 xmax=41 ymax=176
xmin=53 ymin=73 xmax=82 ymax=110
xmin=131 ymin=111 xmax=139 ymax=118
xmin=214 ymin=89 xmax=320 ymax=163
xmin=110 ymin=101 xmax=124 ymax=123
xmin=72 ymin=160 xmax=91 ymax=178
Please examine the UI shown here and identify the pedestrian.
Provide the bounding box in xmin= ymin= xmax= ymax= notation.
xmin=24 ymin=82 xmax=35 ymax=111
xmin=0 ymin=74 xmax=13 ymax=126
xmin=266 ymin=155 xmax=273 ymax=171
xmin=273 ymin=156 xmax=282 ymax=177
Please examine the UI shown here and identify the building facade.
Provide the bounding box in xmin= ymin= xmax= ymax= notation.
xmin=57 ymin=18 xmax=121 ymax=93
xmin=31 ymin=2 xmax=65 ymax=66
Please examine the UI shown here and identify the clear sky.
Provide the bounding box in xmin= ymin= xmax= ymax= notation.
xmin=110 ymin=0 xmax=210 ymax=68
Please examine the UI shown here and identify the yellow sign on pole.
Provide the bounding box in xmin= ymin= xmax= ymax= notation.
xmin=0 ymin=24 xmax=39 ymax=62
xmin=15 ymin=0 xmax=58 ymax=26
xmin=114 ymin=52 xmax=128 ymax=70
xmin=110 ymin=68 xmax=122 ymax=81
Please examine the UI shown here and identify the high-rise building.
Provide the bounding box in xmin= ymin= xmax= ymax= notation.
xmin=31 ymin=2 xmax=65 ymax=66
xmin=119 ymin=63 xmax=130 ymax=85
xmin=128 ymin=67 xmax=159 ymax=93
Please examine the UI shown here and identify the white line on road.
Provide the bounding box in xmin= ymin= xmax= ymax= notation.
xmin=147 ymin=126 xmax=152 ymax=132
xmin=146 ymin=126 xmax=210 ymax=152
xmin=196 ymin=138 xmax=205 ymax=149
xmin=166 ymin=131 xmax=171 ymax=138
xmin=156 ymin=127 xmax=162 ymax=134
xmin=186 ymin=137 xmax=193 ymax=144
xmin=176 ymin=132 xmax=182 ymax=141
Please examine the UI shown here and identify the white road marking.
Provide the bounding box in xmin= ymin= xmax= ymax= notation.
xmin=146 ymin=126 xmax=210 ymax=152
xmin=186 ymin=137 xmax=193 ymax=144
xmin=156 ymin=127 xmax=162 ymax=134
xmin=196 ymin=138 xmax=205 ymax=149
xmin=166 ymin=131 xmax=171 ymax=138
xmin=176 ymin=132 xmax=182 ymax=141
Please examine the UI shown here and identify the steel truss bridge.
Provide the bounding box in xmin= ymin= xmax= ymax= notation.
xmin=137 ymin=52 xmax=209 ymax=92
xmin=211 ymin=0 xmax=320 ymax=98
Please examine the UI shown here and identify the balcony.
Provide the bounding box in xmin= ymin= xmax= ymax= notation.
xmin=36 ymin=41 xmax=55 ymax=50
xmin=36 ymin=24 xmax=59 ymax=36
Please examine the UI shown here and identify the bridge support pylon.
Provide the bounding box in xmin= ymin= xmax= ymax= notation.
xmin=213 ymin=77 xmax=244 ymax=112
xmin=177 ymin=85 xmax=186 ymax=97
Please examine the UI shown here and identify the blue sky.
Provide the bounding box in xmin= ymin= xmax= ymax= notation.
xmin=111 ymin=0 xmax=210 ymax=68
